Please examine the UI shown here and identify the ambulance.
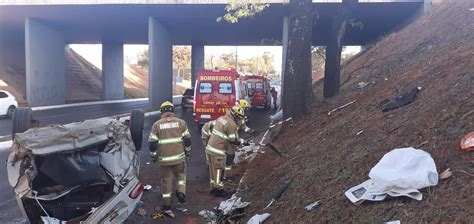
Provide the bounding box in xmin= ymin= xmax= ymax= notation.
xmin=242 ymin=75 xmax=271 ymax=109
xmin=193 ymin=69 xmax=249 ymax=125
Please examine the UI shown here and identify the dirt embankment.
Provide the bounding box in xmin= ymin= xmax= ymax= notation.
xmin=239 ymin=1 xmax=473 ymax=223
xmin=0 ymin=48 xmax=186 ymax=105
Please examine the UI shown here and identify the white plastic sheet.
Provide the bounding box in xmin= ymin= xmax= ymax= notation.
xmin=345 ymin=147 xmax=438 ymax=204
xmin=369 ymin=147 xmax=438 ymax=190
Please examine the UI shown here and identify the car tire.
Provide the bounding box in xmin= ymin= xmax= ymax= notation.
xmin=7 ymin=105 xmax=16 ymax=118
xmin=129 ymin=109 xmax=145 ymax=151
xmin=12 ymin=107 xmax=32 ymax=138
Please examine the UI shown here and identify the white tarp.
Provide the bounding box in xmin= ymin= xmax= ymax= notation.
xmin=345 ymin=147 xmax=438 ymax=204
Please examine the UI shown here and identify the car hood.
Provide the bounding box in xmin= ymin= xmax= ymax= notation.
xmin=7 ymin=118 xmax=139 ymax=200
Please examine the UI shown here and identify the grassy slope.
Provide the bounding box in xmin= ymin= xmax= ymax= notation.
xmin=239 ymin=1 xmax=473 ymax=223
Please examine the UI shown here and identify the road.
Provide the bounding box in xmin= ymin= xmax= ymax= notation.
xmin=0 ymin=98 xmax=185 ymax=137
xmin=0 ymin=108 xmax=273 ymax=223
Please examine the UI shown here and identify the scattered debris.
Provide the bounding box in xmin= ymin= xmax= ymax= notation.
xmin=328 ymin=100 xmax=357 ymax=116
xmin=176 ymin=207 xmax=188 ymax=212
xmin=199 ymin=210 xmax=217 ymax=223
xmin=144 ymin=185 xmax=152 ymax=190
xmin=358 ymin=81 xmax=370 ymax=89
xmin=345 ymin=147 xmax=438 ymax=204
xmin=264 ymin=178 xmax=293 ymax=210
xmin=151 ymin=212 xmax=164 ymax=220
xmin=417 ymin=140 xmax=429 ymax=147
xmin=439 ymin=168 xmax=453 ymax=180
xmin=137 ymin=208 xmax=147 ymax=216
xmin=270 ymin=109 xmax=283 ymax=121
xmin=41 ymin=217 xmax=65 ymax=224
xmin=248 ymin=213 xmax=271 ymax=224
xmin=382 ymin=87 xmax=422 ymax=112
xmin=470 ymin=7 xmax=474 ymax=11
xmin=218 ymin=195 xmax=251 ymax=215
xmin=356 ymin=130 xmax=364 ymax=136
xmin=461 ymin=110 xmax=474 ymax=119
xmin=384 ymin=220 xmax=401 ymax=224
xmin=460 ymin=132 xmax=474 ymax=151
xmin=163 ymin=210 xmax=175 ymax=218
xmin=146 ymin=162 xmax=151 ymax=165
xmin=304 ymin=200 xmax=321 ymax=211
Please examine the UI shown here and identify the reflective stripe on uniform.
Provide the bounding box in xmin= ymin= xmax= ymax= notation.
xmin=216 ymin=169 xmax=223 ymax=186
xmin=206 ymin=145 xmax=226 ymax=155
xmin=225 ymin=166 xmax=232 ymax=171
xmin=159 ymin=152 xmax=186 ymax=162
xmin=182 ymin=129 xmax=191 ymax=137
xmin=177 ymin=180 xmax=186 ymax=186
xmin=158 ymin=137 xmax=183 ymax=145
xmin=202 ymin=129 xmax=209 ymax=136
xmin=212 ymin=129 xmax=229 ymax=140
xmin=149 ymin=133 xmax=159 ymax=142
xmin=162 ymin=192 xmax=172 ymax=198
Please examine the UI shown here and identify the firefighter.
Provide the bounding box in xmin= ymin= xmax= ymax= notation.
xmin=206 ymin=105 xmax=249 ymax=197
xmin=148 ymin=101 xmax=192 ymax=211
xmin=222 ymin=100 xmax=259 ymax=180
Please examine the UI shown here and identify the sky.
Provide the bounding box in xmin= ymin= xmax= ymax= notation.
xmin=70 ymin=44 xmax=360 ymax=74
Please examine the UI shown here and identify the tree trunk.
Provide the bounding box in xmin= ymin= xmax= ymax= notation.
xmin=323 ymin=0 xmax=356 ymax=98
xmin=282 ymin=0 xmax=314 ymax=119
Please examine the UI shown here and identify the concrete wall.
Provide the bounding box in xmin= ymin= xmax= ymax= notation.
xmin=191 ymin=44 xmax=204 ymax=88
xmin=148 ymin=17 xmax=173 ymax=110
xmin=25 ymin=18 xmax=65 ymax=106
xmin=102 ymin=41 xmax=124 ymax=100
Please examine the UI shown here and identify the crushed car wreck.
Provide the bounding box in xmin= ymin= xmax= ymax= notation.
xmin=6 ymin=109 xmax=145 ymax=223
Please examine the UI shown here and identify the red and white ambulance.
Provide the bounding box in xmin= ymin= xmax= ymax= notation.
xmin=242 ymin=75 xmax=271 ymax=109
xmin=193 ymin=69 xmax=249 ymax=125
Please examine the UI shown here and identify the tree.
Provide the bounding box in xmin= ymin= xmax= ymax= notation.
xmin=282 ymin=0 xmax=314 ymax=118
xmin=217 ymin=0 xmax=270 ymax=24
xmin=323 ymin=0 xmax=357 ymax=98
xmin=173 ymin=46 xmax=192 ymax=79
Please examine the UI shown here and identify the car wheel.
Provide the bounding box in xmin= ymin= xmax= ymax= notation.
xmin=129 ymin=109 xmax=145 ymax=151
xmin=7 ymin=106 xmax=16 ymax=118
xmin=12 ymin=107 xmax=32 ymax=138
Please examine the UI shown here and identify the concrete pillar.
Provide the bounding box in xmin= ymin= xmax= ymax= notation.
xmin=280 ymin=16 xmax=289 ymax=107
xmin=191 ymin=44 xmax=204 ymax=88
xmin=102 ymin=42 xmax=124 ymax=100
xmin=148 ymin=17 xmax=173 ymax=110
xmin=25 ymin=18 xmax=65 ymax=107
xmin=424 ymin=0 xmax=432 ymax=14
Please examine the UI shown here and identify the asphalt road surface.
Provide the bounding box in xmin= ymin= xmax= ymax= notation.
xmin=0 ymin=108 xmax=273 ymax=223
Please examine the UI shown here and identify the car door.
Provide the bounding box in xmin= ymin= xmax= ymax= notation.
xmin=0 ymin=91 xmax=9 ymax=115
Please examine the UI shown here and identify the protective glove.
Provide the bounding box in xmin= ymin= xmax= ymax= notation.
xmin=150 ymin=152 xmax=158 ymax=163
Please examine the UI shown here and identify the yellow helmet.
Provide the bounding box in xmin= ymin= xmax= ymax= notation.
xmin=230 ymin=105 xmax=245 ymax=119
xmin=160 ymin=101 xmax=174 ymax=113
xmin=238 ymin=99 xmax=250 ymax=110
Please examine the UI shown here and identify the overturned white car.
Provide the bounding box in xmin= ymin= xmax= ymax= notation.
xmin=7 ymin=109 xmax=145 ymax=223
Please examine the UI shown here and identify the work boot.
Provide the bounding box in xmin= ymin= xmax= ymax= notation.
xmin=176 ymin=191 xmax=186 ymax=204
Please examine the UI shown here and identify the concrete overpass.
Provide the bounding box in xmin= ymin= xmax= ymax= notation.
xmin=0 ymin=0 xmax=431 ymax=108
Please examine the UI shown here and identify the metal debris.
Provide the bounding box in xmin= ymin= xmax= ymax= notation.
xmin=305 ymin=200 xmax=321 ymax=211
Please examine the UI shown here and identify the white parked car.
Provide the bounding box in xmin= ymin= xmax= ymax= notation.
xmin=0 ymin=90 xmax=18 ymax=118
xmin=7 ymin=109 xmax=145 ymax=223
